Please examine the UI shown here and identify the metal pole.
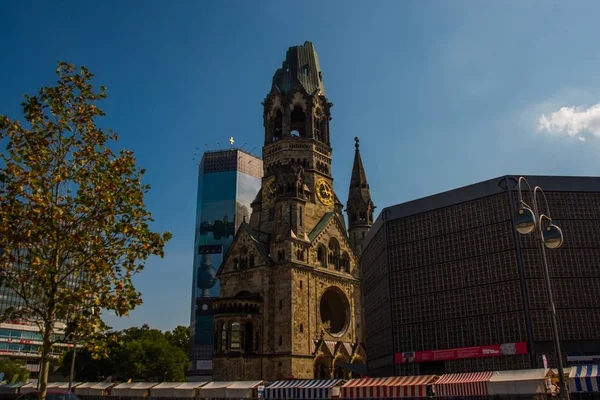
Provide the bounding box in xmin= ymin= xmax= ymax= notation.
xmin=539 ymin=240 xmax=569 ymax=399
xmin=68 ymin=343 xmax=77 ymax=392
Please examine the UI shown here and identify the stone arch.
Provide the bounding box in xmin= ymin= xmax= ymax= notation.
xmin=332 ymin=353 xmax=350 ymax=379
xmin=313 ymin=352 xmax=332 ymax=379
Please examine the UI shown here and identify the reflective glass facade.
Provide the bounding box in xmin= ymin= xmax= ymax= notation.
xmin=189 ymin=149 xmax=262 ymax=377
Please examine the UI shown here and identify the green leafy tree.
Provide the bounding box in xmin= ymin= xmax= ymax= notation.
xmin=0 ymin=358 xmax=30 ymax=383
xmin=59 ymin=325 xmax=189 ymax=382
xmin=0 ymin=62 xmax=171 ymax=399
xmin=165 ymin=325 xmax=191 ymax=354
xmin=113 ymin=325 xmax=188 ymax=382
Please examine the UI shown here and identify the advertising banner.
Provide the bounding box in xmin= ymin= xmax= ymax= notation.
xmin=395 ymin=342 xmax=527 ymax=363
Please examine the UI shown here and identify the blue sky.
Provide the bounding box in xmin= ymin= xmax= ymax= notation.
xmin=1 ymin=1 xmax=599 ymax=331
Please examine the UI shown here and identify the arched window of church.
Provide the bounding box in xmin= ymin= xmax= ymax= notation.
xmin=342 ymin=252 xmax=350 ymax=273
xmin=328 ymin=238 xmax=341 ymax=270
xmin=299 ymin=280 xmax=303 ymax=289
xmin=249 ymin=254 xmax=255 ymax=267
xmin=317 ymin=245 xmax=327 ymax=267
xmin=279 ymin=336 xmax=283 ymax=346
xmin=290 ymin=106 xmax=306 ymax=137
xmin=300 ymin=323 xmax=304 ymax=333
xmin=279 ymin=299 xmax=283 ymax=310
xmin=231 ymin=322 xmax=241 ymax=351
xmin=302 ymin=64 xmax=309 ymax=76
xmin=273 ymin=109 xmax=283 ymax=142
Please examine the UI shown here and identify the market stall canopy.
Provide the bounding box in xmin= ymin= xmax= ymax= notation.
xmin=73 ymin=382 xmax=97 ymax=396
xmin=171 ymin=382 xmax=207 ymax=398
xmin=150 ymin=382 xmax=181 ymax=398
xmin=47 ymin=382 xmax=82 ymax=390
xmin=487 ymin=368 xmax=553 ymax=395
xmin=293 ymin=379 xmax=344 ymax=399
xmin=434 ymin=371 xmax=493 ymax=397
xmin=0 ymin=383 xmax=25 ymax=395
xmin=196 ymin=381 xmax=235 ymax=399
xmin=386 ymin=376 xmax=435 ymax=398
xmin=88 ymin=382 xmax=117 ymax=396
xmin=569 ymin=365 xmax=600 ymax=393
xmin=224 ymin=381 xmax=263 ymax=399
xmin=19 ymin=383 xmax=37 ymax=394
xmin=112 ymin=382 xmax=157 ymax=397
xmin=342 ymin=377 xmax=391 ymax=399
xmin=265 ymin=380 xmax=298 ymax=399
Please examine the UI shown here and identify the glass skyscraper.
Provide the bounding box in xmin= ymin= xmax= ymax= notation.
xmin=189 ymin=148 xmax=262 ymax=379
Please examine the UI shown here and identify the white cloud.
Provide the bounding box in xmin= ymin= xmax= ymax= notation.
xmin=538 ymin=103 xmax=600 ymax=138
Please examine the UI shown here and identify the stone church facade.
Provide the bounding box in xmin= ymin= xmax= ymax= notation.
xmin=212 ymin=42 xmax=374 ymax=381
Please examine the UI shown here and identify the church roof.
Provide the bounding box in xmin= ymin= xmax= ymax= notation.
xmin=308 ymin=212 xmax=335 ymax=242
xmin=272 ymin=41 xmax=326 ymax=96
xmin=241 ymin=222 xmax=272 ymax=264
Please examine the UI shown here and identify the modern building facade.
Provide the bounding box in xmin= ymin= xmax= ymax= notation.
xmin=189 ymin=148 xmax=263 ymax=379
xmin=211 ymin=42 xmax=372 ymax=381
xmin=361 ymin=175 xmax=600 ymax=377
xmin=0 ymin=284 xmax=72 ymax=379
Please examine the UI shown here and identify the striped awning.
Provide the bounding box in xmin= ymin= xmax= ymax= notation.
xmin=386 ymin=376 xmax=435 ymax=398
xmin=569 ymin=365 xmax=600 ymax=393
xmin=342 ymin=377 xmax=390 ymax=399
xmin=435 ymin=371 xmax=494 ymax=397
xmin=294 ymin=379 xmax=343 ymax=399
xmin=264 ymin=380 xmax=298 ymax=399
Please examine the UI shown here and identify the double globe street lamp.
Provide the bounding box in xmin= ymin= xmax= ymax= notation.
xmin=514 ymin=176 xmax=569 ymax=399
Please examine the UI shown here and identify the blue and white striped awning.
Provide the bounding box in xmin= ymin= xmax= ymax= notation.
xmin=569 ymin=365 xmax=600 ymax=393
xmin=264 ymin=379 xmax=344 ymax=399
xmin=294 ymin=379 xmax=344 ymax=399
xmin=264 ymin=380 xmax=298 ymax=399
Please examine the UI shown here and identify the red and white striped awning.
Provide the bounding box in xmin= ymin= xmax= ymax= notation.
xmin=342 ymin=377 xmax=390 ymax=398
xmin=342 ymin=376 xmax=435 ymax=398
xmin=434 ymin=371 xmax=494 ymax=397
xmin=386 ymin=375 xmax=435 ymax=398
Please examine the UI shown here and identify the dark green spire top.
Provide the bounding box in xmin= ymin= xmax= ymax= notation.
xmin=272 ymin=41 xmax=326 ymax=96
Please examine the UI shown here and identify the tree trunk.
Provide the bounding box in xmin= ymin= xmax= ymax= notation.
xmin=38 ymin=322 xmax=54 ymax=400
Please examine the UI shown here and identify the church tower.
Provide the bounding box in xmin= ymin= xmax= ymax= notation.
xmin=346 ymin=137 xmax=375 ymax=254
xmin=212 ymin=42 xmax=366 ymax=381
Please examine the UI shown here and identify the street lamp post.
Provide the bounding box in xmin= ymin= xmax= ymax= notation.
xmin=514 ymin=177 xmax=569 ymax=399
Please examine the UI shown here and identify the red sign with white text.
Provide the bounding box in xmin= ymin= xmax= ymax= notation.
xmin=395 ymin=342 xmax=527 ymax=364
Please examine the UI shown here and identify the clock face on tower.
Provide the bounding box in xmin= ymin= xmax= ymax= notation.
xmin=316 ymin=178 xmax=334 ymax=205
xmin=262 ymin=176 xmax=277 ymax=205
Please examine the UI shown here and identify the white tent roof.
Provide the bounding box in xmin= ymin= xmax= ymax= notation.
xmin=197 ymin=381 xmax=235 ymax=399
xmin=487 ymin=369 xmax=552 ymax=395
xmin=19 ymin=383 xmax=37 ymax=394
xmin=74 ymin=383 xmax=97 ymax=389
xmin=48 ymin=382 xmax=82 ymax=389
xmin=224 ymin=381 xmax=263 ymax=399
xmin=489 ymin=369 xmax=550 ymax=382
xmin=151 ymin=382 xmax=186 ymax=398
xmin=111 ymin=382 xmax=140 ymax=397
xmin=87 ymin=382 xmax=117 ymax=395
xmin=171 ymin=382 xmax=207 ymax=398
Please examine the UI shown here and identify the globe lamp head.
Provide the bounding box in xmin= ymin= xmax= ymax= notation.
xmin=515 ymin=206 xmax=536 ymax=235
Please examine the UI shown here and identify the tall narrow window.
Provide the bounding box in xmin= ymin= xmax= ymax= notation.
xmin=221 ymin=325 xmax=228 ymax=351
xmin=279 ymin=300 xmax=283 ymax=310
xmin=289 ymin=205 xmax=293 ymax=226
xmin=299 ymin=281 xmax=303 ymax=289
xmin=279 ymin=336 xmax=283 ymax=346
xmin=231 ymin=322 xmax=241 ymax=351
xmin=299 ymin=207 xmax=303 ymax=227
xmin=300 ymin=324 xmax=304 ymax=333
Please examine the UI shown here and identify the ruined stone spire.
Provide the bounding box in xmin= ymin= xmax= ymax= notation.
xmin=346 ymin=137 xmax=375 ymax=254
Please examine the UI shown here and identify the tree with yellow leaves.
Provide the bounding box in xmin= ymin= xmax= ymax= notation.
xmin=0 ymin=62 xmax=171 ymax=400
